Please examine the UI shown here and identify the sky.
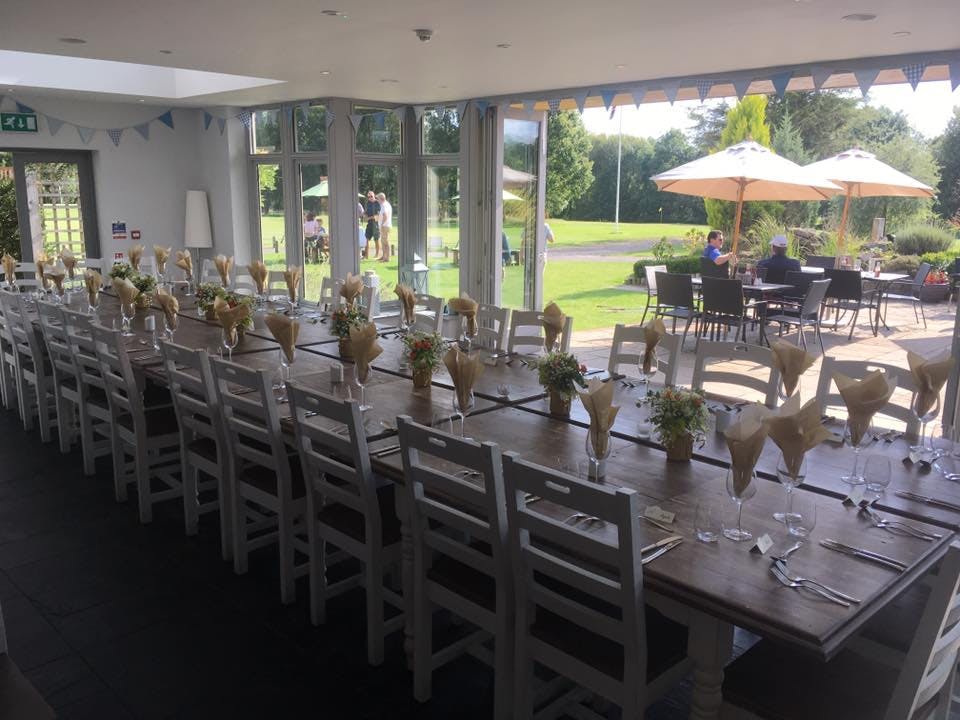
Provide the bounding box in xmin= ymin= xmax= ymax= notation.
xmin=581 ymin=80 xmax=959 ymax=141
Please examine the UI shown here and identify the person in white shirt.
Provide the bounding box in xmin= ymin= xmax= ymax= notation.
xmin=377 ymin=192 xmax=393 ymax=262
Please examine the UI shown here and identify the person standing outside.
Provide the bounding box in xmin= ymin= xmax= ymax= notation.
xmin=363 ymin=190 xmax=381 ymax=260
xmin=703 ymin=229 xmax=736 ymax=267
xmin=377 ymin=192 xmax=392 ymax=263
xmin=303 ymin=211 xmax=320 ymax=264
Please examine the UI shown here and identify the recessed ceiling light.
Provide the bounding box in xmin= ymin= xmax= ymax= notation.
xmin=319 ymin=70 xmax=330 ymax=75
xmin=138 ymin=99 xmax=145 ymax=102
xmin=321 ymin=9 xmax=341 ymax=15
xmin=380 ymin=78 xmax=399 ymax=83
xmin=439 ymin=84 xmax=448 ymax=89
xmin=496 ymin=43 xmax=511 ymax=49
xmin=58 ymin=37 xmax=86 ymax=44
xmin=615 ymin=64 xmax=626 ymax=70
xmin=159 ymin=49 xmax=173 ymax=54
xmin=892 ymin=30 xmax=911 ymax=37
xmin=841 ymin=12 xmax=877 ymax=21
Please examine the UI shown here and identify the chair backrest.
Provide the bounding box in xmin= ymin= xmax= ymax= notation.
xmin=692 ymin=340 xmax=781 ymax=408
xmin=398 ymin=415 xmax=510 ymax=607
xmin=318 ymin=276 xmax=344 ymax=309
xmin=700 ymin=256 xmax=728 ymax=278
xmin=160 ymin=341 xmax=221 ymax=448
xmin=655 ymin=272 xmax=695 ymax=310
xmin=784 ymin=270 xmax=816 ymax=299
xmin=644 ymin=264 xmax=667 ymax=293
xmin=910 ymin=262 xmax=932 ymax=290
xmin=267 ymin=270 xmax=287 ymax=293
xmin=36 ymin=301 xmax=77 ymax=388
xmin=81 ymin=258 xmax=104 ymax=273
xmin=824 ymin=268 xmax=863 ymax=301
xmin=91 ymin=323 xmax=144 ymax=422
xmin=359 ymin=284 xmax=377 ymax=320
xmin=476 ymin=303 xmax=510 ymax=350
xmin=806 ymin=255 xmax=836 ymax=269
xmin=61 ymin=307 xmax=104 ymax=394
xmin=607 ymin=323 xmax=681 ymax=386
xmin=701 ymin=276 xmax=744 ymax=317
xmin=0 ymin=291 xmax=45 ymax=369
xmin=816 ymin=356 xmax=920 ymax=436
xmin=9 ymin=263 xmax=39 ymax=292
xmin=232 ymin=273 xmax=258 ymax=296
xmin=411 ymin=293 xmax=443 ymax=333
xmin=799 ymin=278 xmax=832 ymax=317
xmin=885 ymin=542 xmax=960 ymax=720
xmin=502 ymin=452 xmax=645 ymax=690
xmin=288 ymin=382 xmax=377 ymax=520
xmin=507 ymin=310 xmax=574 ymax=353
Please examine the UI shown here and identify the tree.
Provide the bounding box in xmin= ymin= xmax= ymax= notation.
xmin=766 ymin=91 xmax=860 ymax=159
xmin=638 ymin=130 xmax=706 ymax=224
xmin=687 ymin=102 xmax=730 ymax=154
xmin=545 ymin=111 xmax=593 ymax=217
xmin=423 ymin=108 xmax=460 ymax=154
xmin=0 ymin=180 xmax=20 ymax=260
xmin=934 ymin=107 xmax=960 ymax=221
xmin=771 ymin=112 xmax=820 ymax=228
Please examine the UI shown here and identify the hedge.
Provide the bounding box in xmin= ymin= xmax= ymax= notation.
xmin=634 ymin=256 xmax=701 ymax=282
xmin=893 ymin=224 xmax=956 ymax=256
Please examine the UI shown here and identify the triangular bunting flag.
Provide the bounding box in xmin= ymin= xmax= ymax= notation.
xmin=573 ymin=90 xmax=589 ymax=113
xmin=45 ymin=116 xmax=65 ymax=136
xmin=325 ymin=109 xmax=336 ymax=129
xmin=855 ymin=68 xmax=880 ymax=97
xmin=217 ymin=117 xmax=226 ymax=135
xmin=236 ymin=110 xmax=252 ymax=129
xmin=951 ymin=62 xmax=960 ymax=92
xmin=392 ymin=106 xmax=406 ymax=124
xmin=475 ymin=100 xmax=489 ymax=116
xmin=455 ymin=100 xmax=467 ymax=117
xmin=349 ymin=113 xmax=363 ymax=131
xmin=77 ymin=127 xmax=96 ymax=144
xmin=15 ymin=101 xmax=34 ymax=114
xmin=413 ymin=105 xmax=426 ymax=123
xmin=133 ymin=123 xmax=150 ymax=141
xmin=203 ymin=111 xmax=213 ymax=130
xmin=522 ymin=99 xmax=536 ymax=117
xmin=696 ymin=79 xmax=713 ymax=103
xmin=661 ymin=81 xmax=680 ymax=105
xmin=107 ymin=128 xmax=123 ymax=147
xmin=157 ymin=110 xmax=175 ymax=130
xmin=771 ymin=71 xmax=792 ymax=99
xmin=547 ymin=98 xmax=561 ymax=114
xmin=810 ymin=66 xmax=832 ymax=90
xmin=733 ymin=76 xmax=752 ymax=100
xmin=284 ymin=105 xmax=294 ymax=123
xmin=902 ymin=62 xmax=928 ymax=90
xmin=600 ymin=90 xmax=617 ymax=111
xmin=632 ymin=89 xmax=646 ymax=108
xmin=298 ymin=101 xmax=310 ymax=118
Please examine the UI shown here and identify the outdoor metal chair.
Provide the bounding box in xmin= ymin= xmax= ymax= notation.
xmin=653 ymin=272 xmax=701 ymax=349
xmin=822 ymin=268 xmax=880 ymax=339
xmin=766 ymin=278 xmax=832 ymax=353
xmin=698 ymin=276 xmax=764 ymax=345
xmin=639 ymin=264 xmax=666 ymax=325
xmin=882 ymin=262 xmax=931 ymax=329
xmin=700 ymin=256 xmax=729 ymax=278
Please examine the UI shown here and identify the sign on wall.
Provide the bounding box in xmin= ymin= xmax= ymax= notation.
xmin=1 ymin=112 xmax=38 ymax=133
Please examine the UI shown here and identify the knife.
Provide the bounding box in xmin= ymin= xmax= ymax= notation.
xmin=371 ymin=444 xmax=401 ymax=458
xmin=820 ymin=539 xmax=907 ymax=571
xmin=640 ymin=535 xmax=683 ymax=555
xmin=641 ymin=538 xmax=682 ymax=565
xmin=895 ymin=491 xmax=960 ymax=513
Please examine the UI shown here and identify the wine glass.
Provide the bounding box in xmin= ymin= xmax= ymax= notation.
xmin=120 ymin=302 xmax=136 ymax=337
xmin=723 ymin=468 xmax=757 ymax=542
xmin=354 ymin=368 xmax=372 ymax=412
xmin=288 ymin=290 xmax=302 ymax=317
xmin=221 ymin=327 xmax=239 ymax=361
xmin=163 ymin=313 xmax=178 ymax=342
xmin=278 ymin=347 xmax=295 ymax=402
xmin=840 ymin=420 xmax=872 ymax=485
xmin=910 ymin=392 xmax=940 ymax=458
xmin=453 ymin=391 xmax=475 ymax=437
xmin=584 ymin=429 xmax=611 ymax=481
xmin=864 ymin=455 xmax=893 ymax=498
xmin=459 ymin=315 xmax=477 ymax=351
xmin=637 ymin=346 xmax=660 ymax=397
xmin=784 ymin=493 xmax=817 ymax=539
xmin=87 ymin=292 xmax=100 ymax=318
xmin=774 ymin=455 xmax=807 ymax=523
xmin=183 ymin=271 xmax=195 ymax=297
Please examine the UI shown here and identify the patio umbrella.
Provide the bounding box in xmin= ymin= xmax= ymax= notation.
xmin=651 ymin=140 xmax=840 ymax=256
xmin=804 ymin=148 xmax=935 ymax=259
xmin=451 ymin=189 xmax=522 ymax=202
xmin=301 ymin=179 xmax=329 ymax=197
xmin=503 ymin=165 xmax=536 ymax=187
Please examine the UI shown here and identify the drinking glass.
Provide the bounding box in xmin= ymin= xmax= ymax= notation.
xmin=863 ymin=455 xmax=893 ymax=497
xmin=637 ymin=346 xmax=660 ymax=397
xmin=459 ymin=315 xmax=477 ymax=351
xmin=221 ymin=327 xmax=239 ymax=361
xmin=120 ymin=302 xmax=136 ymax=337
xmin=840 ymin=420 xmax=873 ymax=485
xmin=695 ymin=502 xmax=721 ymax=543
xmin=784 ymin=493 xmax=817 ymax=539
xmin=288 ymin=289 xmax=302 ymax=317
xmin=453 ymin=391 xmax=475 ymax=437
xmin=584 ymin=430 xmax=611 ymax=481
xmin=354 ymin=369 xmax=372 ymax=412
xmin=88 ymin=293 xmax=100 ymax=318
xmin=910 ymin=392 xmax=940 ymax=457
xmin=163 ymin=313 xmax=178 ymax=342
xmin=183 ymin=271 xmax=194 ymax=297
xmin=278 ymin=347 xmax=295 ymax=402
xmin=774 ymin=454 xmax=807 ymax=523
xmin=723 ymin=468 xmax=757 ymax=542
xmin=431 ymin=411 xmax=453 ymax=435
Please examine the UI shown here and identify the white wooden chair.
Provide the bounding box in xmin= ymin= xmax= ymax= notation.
xmin=91 ymin=323 xmax=182 ymax=522
xmin=36 ymin=301 xmax=81 ymax=454
xmin=507 ymin=309 xmax=573 ymax=354
xmin=476 ymin=303 xmax=510 ymax=351
xmin=816 ymin=356 xmax=920 ymax=437
xmin=81 ymin=257 xmax=104 ymax=273
xmin=722 ymin=541 xmax=960 ymax=720
xmin=160 ymin=341 xmax=233 ymax=559
xmin=232 ymin=273 xmax=258 ymax=296
xmin=0 ymin=291 xmax=57 ymax=440
xmin=210 ymin=359 xmax=308 ymax=604
xmin=61 ymin=307 xmax=113 ymax=476
xmin=318 ymin=276 xmax=343 ymax=311
xmin=501 ymin=452 xmax=691 ymax=719
xmin=411 ymin=293 xmax=444 ymax=334
xmin=691 ymin=340 xmax=781 ymax=408
xmin=397 ymin=416 xmax=513 ymax=717
xmin=359 ymin=284 xmax=377 ymax=320
xmin=288 ymin=383 xmax=403 ymax=665
xmin=607 ymin=323 xmax=682 ymax=387
xmin=11 ymin=263 xmax=40 ymax=294
xmin=267 ymin=270 xmax=288 ymax=301
xmin=0 ymin=291 xmax=18 ymax=411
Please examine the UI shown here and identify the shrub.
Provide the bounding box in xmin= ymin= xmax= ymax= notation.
xmin=882 ymin=255 xmax=920 ymax=275
xmin=0 ymin=180 xmax=19 ymax=260
xmin=919 ymin=251 xmax=958 ymax=271
xmin=893 ymin=223 xmax=956 ymax=256
xmin=651 ymin=236 xmax=674 ymax=262
xmin=634 ymin=256 xmax=700 ymax=282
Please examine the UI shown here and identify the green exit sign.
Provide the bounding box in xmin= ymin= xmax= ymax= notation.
xmin=1 ymin=112 xmax=38 ymax=133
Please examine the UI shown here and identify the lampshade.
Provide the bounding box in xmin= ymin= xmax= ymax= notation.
xmin=184 ymin=190 xmax=213 ymax=249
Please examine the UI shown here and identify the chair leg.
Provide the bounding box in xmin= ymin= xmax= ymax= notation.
xmin=639 ymin=296 xmax=651 ymax=326
xmin=183 ymin=461 xmax=199 ymax=536
xmin=55 ymin=394 xmax=72 ymax=453
xmin=413 ymin=591 xmax=434 ymax=703
xmin=136 ymin=445 xmax=153 ymax=524
xmin=365 ymin=554 xmax=385 ymax=666
xmin=278 ymin=506 xmax=296 ymax=605
xmin=848 ymin=308 xmax=859 ymax=340
xmin=309 ymin=518 xmax=326 ymax=626
xmin=111 ymin=432 xmax=128 ymax=502
xmin=512 ymin=621 xmax=534 ymax=720
xmin=233 ymin=490 xmax=249 ymax=575
xmin=919 ymin=300 xmax=927 ymax=329
xmin=493 ymin=605 xmax=515 ymax=720
xmin=79 ymin=408 xmax=96 ymax=476
xmin=217 ymin=464 xmax=234 ymax=563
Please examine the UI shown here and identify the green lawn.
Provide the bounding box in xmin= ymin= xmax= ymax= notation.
xmin=541 ymin=219 xmax=708 ymax=247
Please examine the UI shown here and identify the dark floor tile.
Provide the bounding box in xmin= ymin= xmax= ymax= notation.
xmin=23 ymin=653 xmax=112 ymax=710
xmin=1 ymin=594 xmax=73 ymax=671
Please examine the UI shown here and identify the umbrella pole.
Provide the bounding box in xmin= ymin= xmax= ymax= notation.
xmin=836 ymin=189 xmax=852 ymax=269
xmin=730 ymin=181 xmax=745 ymax=273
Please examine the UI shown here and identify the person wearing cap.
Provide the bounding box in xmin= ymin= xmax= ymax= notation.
xmin=756 ymin=234 xmax=801 ymax=284
xmin=702 ymin=230 xmax=736 ymax=266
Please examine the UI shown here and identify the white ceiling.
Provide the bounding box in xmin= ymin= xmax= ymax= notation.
xmin=0 ymin=0 xmax=958 ymax=107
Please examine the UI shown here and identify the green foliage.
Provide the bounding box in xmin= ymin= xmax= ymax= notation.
xmin=934 ymin=107 xmax=960 ymax=221
xmin=919 ymin=251 xmax=958 ymax=271
xmin=882 ymin=255 xmax=921 ymax=275
xmin=331 ymin=304 xmax=366 ymax=339
xmin=295 ymin=105 xmax=327 ymax=151
xmin=355 ymin=107 xmax=401 ymax=154
xmin=108 ymin=262 xmax=135 ymax=282
xmin=131 ymin=273 xmax=156 ymax=296
xmin=357 ymin=165 xmax=398 ymax=210
xmin=633 ymin=256 xmax=701 ymax=280
xmin=766 ymin=91 xmax=860 ymax=158
xmin=683 ymin=227 xmax=706 ymax=255
xmin=423 ymin=108 xmax=460 ymax=154
xmin=647 ymin=387 xmax=710 ymax=447
xmin=545 ymin=111 xmax=593 ymax=217
xmin=893 ymin=222 xmax=956 ymax=255
xmin=687 ymin=102 xmax=731 ymax=154
xmin=402 ymin=331 xmax=445 ymax=372
xmin=651 ymin=236 xmax=674 ymax=262
xmin=0 ymin=180 xmax=20 ymax=260
xmin=771 ymin=112 xmax=820 ymax=229
xmin=533 ymin=350 xmax=586 ymax=399
xmin=740 ymin=214 xmax=786 ymax=262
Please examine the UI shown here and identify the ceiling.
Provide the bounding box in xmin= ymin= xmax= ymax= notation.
xmin=0 ymin=0 xmax=958 ymax=107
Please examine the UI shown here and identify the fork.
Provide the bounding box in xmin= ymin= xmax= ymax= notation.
xmin=563 ymin=512 xmax=602 ymax=527
xmin=774 ymin=560 xmax=861 ymax=604
xmin=859 ymin=503 xmax=941 ymax=541
xmin=770 ymin=565 xmax=850 ymax=607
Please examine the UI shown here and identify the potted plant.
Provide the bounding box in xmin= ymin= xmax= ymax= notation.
xmin=108 ymin=261 xmax=135 ymax=287
xmin=331 ymin=304 xmax=366 ymax=358
xmin=921 ymin=268 xmax=951 ymax=303
xmin=131 ymin=272 xmax=157 ymax=310
xmin=532 ymin=350 xmax=586 ymax=417
xmin=220 ymin=292 xmax=256 ymax=336
xmin=402 ymin=331 xmax=444 ymax=388
xmin=647 ymin=387 xmax=710 ymax=461
xmin=196 ymin=282 xmax=226 ymax=319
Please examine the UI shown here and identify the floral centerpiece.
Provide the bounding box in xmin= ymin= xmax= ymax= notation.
xmin=331 ymin=304 xmax=366 ymax=358
xmin=402 ymin=331 xmax=444 ymax=388
xmin=533 ymin=350 xmax=586 ymax=416
xmin=108 ymin=262 xmax=135 ymax=283
xmin=647 ymin=387 xmax=710 ymax=461
xmin=196 ymin=282 xmax=225 ymax=319
xmin=131 ymin=272 xmax=157 ymax=309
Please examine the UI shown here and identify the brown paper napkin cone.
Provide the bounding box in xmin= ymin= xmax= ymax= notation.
xmin=770 ymin=340 xmax=815 ymax=397
xmin=444 ymin=346 xmax=484 ymax=412
xmin=341 ymin=272 xmax=363 ymax=306
xmin=542 ymin=302 xmax=566 ymax=351
xmin=642 ymin=318 xmax=666 ymax=374
xmin=114 ymin=277 xmax=140 ymax=307
xmin=153 ymin=246 xmax=171 ymax=275
xmin=214 ymin=255 xmax=233 ymax=286
xmin=156 ymin=288 xmax=180 ymax=328
xmin=84 ymin=269 xmax=102 ymax=306
xmin=247 ymin=260 xmax=268 ymax=294
xmin=578 ymin=378 xmax=620 ymax=458
xmin=834 ymin=370 xmax=897 ymax=445
xmin=349 ymin=322 xmax=383 ymax=384
xmin=264 ymin=313 xmax=300 ymax=364
xmin=764 ymin=394 xmax=831 ymax=479
xmin=725 ymin=404 xmax=770 ymax=495
xmin=908 ymin=351 xmax=954 ymax=418
xmin=35 ymin=253 xmax=50 ymax=289
xmin=175 ymin=250 xmax=193 ymax=278
xmin=214 ymin=296 xmax=251 ymax=343
xmin=60 ymin=247 xmax=78 ymax=279
xmin=45 ymin=264 xmax=66 ymax=294
xmin=448 ymin=293 xmax=479 ymax=336
xmin=129 ymin=244 xmax=144 ymax=272
xmin=283 ymin=266 xmax=301 ymax=303
xmin=395 ymin=284 xmax=416 ymax=324
xmin=2 ymin=254 xmax=16 ymax=285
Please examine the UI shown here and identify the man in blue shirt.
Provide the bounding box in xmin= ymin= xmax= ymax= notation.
xmin=756 ymin=234 xmax=801 ymax=284
xmin=703 ymin=230 xmax=736 ymax=267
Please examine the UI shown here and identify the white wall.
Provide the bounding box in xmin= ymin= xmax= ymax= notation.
xmin=0 ymin=95 xmax=247 ymax=262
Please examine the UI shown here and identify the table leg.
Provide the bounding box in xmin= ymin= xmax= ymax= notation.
xmin=394 ymin=488 xmax=415 ymax=670
xmin=687 ymin=612 xmax=734 ymax=720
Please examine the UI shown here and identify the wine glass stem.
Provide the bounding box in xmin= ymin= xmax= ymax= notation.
xmin=737 ymin=501 xmax=744 ymax=535
xmin=359 ymin=384 xmax=365 ymax=408
xmin=785 ymin=484 xmax=794 ymax=515
xmin=920 ymin=420 xmax=929 ymax=451
xmin=851 ymin=446 xmax=861 ymax=479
